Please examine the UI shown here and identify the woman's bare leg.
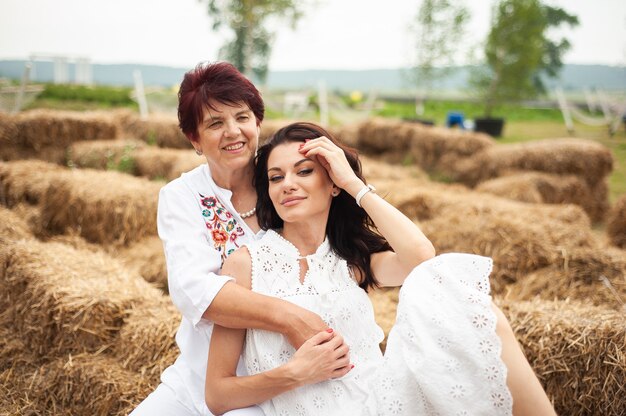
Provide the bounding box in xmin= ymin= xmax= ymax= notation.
xmin=491 ymin=303 xmax=557 ymax=416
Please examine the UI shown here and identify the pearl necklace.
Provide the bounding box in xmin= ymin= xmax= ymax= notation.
xmin=238 ymin=207 xmax=256 ymax=219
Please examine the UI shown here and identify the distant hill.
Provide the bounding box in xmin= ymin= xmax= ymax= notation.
xmin=0 ymin=60 xmax=624 ymax=93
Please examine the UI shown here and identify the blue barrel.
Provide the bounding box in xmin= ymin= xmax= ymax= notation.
xmin=446 ymin=111 xmax=465 ymax=129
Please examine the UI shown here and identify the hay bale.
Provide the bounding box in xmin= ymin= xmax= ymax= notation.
xmin=0 ymin=206 xmax=32 ymax=241
xmin=0 ymin=239 xmax=163 ymax=356
xmin=67 ymin=139 xmax=145 ymax=171
xmin=360 ymin=155 xmax=427 ymax=182
xmin=329 ymin=122 xmax=360 ymax=148
xmin=381 ymin=180 xmax=593 ymax=231
xmin=420 ymin=212 xmax=596 ymax=294
xmin=455 ymin=138 xmax=613 ymax=188
xmin=9 ymin=202 xmax=45 ymax=238
xmin=608 ymin=194 xmax=626 ymax=248
xmin=382 ymin=182 xmax=600 ymax=292
xmin=0 ymin=160 xmax=68 ymax=206
xmin=0 ymin=112 xmax=18 ymax=143
xmin=356 ymin=118 xmax=494 ymax=171
xmin=115 ymin=299 xmax=179 ymax=379
xmin=29 ymin=354 xmax=151 ymax=416
xmin=356 ymin=118 xmax=415 ymax=156
xmin=114 ymin=236 xmax=168 ymax=290
xmin=499 ymin=299 xmax=626 ymax=416
xmin=67 ymin=140 xmax=203 ymax=180
xmin=476 ymin=171 xmax=607 ymax=222
xmin=133 ymin=146 xmax=203 ymax=180
xmin=504 ymin=247 xmax=626 ymax=310
xmin=116 ymin=112 xmax=190 ymax=149
xmin=40 ymin=168 xmax=161 ymax=245
xmin=12 ymin=109 xmax=118 ymax=150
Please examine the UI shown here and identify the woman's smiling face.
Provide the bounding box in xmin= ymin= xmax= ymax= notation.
xmin=193 ymin=99 xmax=260 ymax=174
xmin=266 ymin=141 xmax=336 ymax=224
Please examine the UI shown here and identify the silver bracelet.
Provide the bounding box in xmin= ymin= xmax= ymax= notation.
xmin=355 ymin=184 xmax=376 ymax=207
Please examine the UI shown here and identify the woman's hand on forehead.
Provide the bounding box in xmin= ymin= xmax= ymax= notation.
xmin=299 ymin=137 xmax=364 ymax=196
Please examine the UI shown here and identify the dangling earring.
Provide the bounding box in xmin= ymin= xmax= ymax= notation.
xmin=195 ymin=148 xmax=203 ymax=156
xmin=332 ymin=189 xmax=340 ymax=197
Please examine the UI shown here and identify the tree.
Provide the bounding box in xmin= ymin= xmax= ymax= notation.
xmin=473 ymin=0 xmax=578 ymax=117
xmin=410 ymin=0 xmax=469 ymax=115
xmin=204 ymin=0 xmax=304 ymax=82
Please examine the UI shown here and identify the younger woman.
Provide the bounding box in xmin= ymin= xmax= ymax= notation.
xmin=205 ymin=122 xmax=555 ymax=415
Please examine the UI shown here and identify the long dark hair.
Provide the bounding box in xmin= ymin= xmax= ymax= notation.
xmin=254 ymin=122 xmax=390 ymax=291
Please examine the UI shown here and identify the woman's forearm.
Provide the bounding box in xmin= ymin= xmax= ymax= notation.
xmin=207 ymin=327 xmax=351 ymax=415
xmin=203 ymin=281 xmax=328 ymax=348
xmin=206 ymin=364 xmax=302 ymax=415
xmin=343 ymin=179 xmax=435 ymax=270
xmin=358 ymin=189 xmax=435 ymax=268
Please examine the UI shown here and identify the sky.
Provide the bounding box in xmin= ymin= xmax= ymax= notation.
xmin=1 ymin=0 xmax=625 ymax=71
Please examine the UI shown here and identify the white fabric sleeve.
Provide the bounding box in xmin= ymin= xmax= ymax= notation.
xmin=157 ymin=181 xmax=234 ymax=328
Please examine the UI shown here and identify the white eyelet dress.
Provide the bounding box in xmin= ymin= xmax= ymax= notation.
xmin=244 ymin=230 xmax=512 ymax=416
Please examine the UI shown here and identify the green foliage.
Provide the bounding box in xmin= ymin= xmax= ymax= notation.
xmin=106 ymin=145 xmax=136 ymax=174
xmin=38 ymin=83 xmax=135 ymax=107
xmin=411 ymin=0 xmax=469 ymax=92
xmin=472 ymin=0 xmax=578 ymax=117
xmin=146 ymin=130 xmax=158 ymax=146
xmin=374 ymin=99 xmax=563 ymax=123
xmin=204 ymin=0 xmax=306 ymax=81
xmin=533 ymin=5 xmax=579 ymax=93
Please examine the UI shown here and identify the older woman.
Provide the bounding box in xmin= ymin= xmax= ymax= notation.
xmin=131 ymin=63 xmax=336 ymax=415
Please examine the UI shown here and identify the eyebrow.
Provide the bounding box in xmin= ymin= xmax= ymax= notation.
xmin=267 ymin=158 xmax=312 ymax=172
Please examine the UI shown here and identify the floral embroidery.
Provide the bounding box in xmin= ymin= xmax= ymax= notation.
xmin=199 ymin=194 xmax=245 ymax=263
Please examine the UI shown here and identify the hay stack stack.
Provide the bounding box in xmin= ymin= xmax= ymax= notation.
xmin=68 ymin=140 xmax=204 ymax=180
xmin=114 ymin=236 xmax=168 ymax=291
xmin=0 ymin=239 xmax=163 ymax=356
xmin=1 ymin=110 xmax=118 ymax=163
xmin=475 ymin=171 xmax=600 ymax=221
xmin=115 ymin=299 xmax=180 ymax=378
xmin=455 ymin=138 xmax=613 ymax=187
xmin=607 ymin=194 xmax=626 ymax=248
xmin=116 ymin=112 xmax=190 ymax=149
xmin=356 ymin=118 xmax=495 ymax=172
xmin=0 ymin=159 xmax=68 ymax=206
xmin=0 ymin=112 xmax=18 ymax=152
xmin=454 ymin=138 xmax=613 ymax=221
xmin=503 ymin=247 xmax=626 ymax=310
xmin=0 ymin=235 xmax=179 ymax=414
xmin=40 ymin=167 xmax=161 ymax=245
xmin=420 ymin=209 xmax=596 ymax=294
xmin=29 ymin=354 xmax=151 ymax=416
xmin=329 ymin=122 xmax=361 ymax=147
xmin=0 ymin=206 xmax=33 ymax=241
xmin=132 ymin=146 xmax=203 ymax=180
xmin=500 ymin=299 xmax=626 ymax=416
xmin=376 ymin=181 xmax=601 ymax=293
xmin=68 ymin=139 xmax=145 ymax=170
xmin=361 ymin=155 xmax=427 ymax=182
xmin=381 ymin=180 xmax=592 ymax=230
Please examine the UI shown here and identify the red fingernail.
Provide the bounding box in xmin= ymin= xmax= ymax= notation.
xmin=350 ymin=364 xmax=355 ymax=369
xmin=326 ymin=328 xmax=334 ymax=333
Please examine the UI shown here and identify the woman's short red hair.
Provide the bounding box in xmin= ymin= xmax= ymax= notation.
xmin=177 ymin=61 xmax=265 ymax=141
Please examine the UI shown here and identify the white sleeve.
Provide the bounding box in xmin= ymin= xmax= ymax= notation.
xmin=157 ymin=181 xmax=234 ymax=328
